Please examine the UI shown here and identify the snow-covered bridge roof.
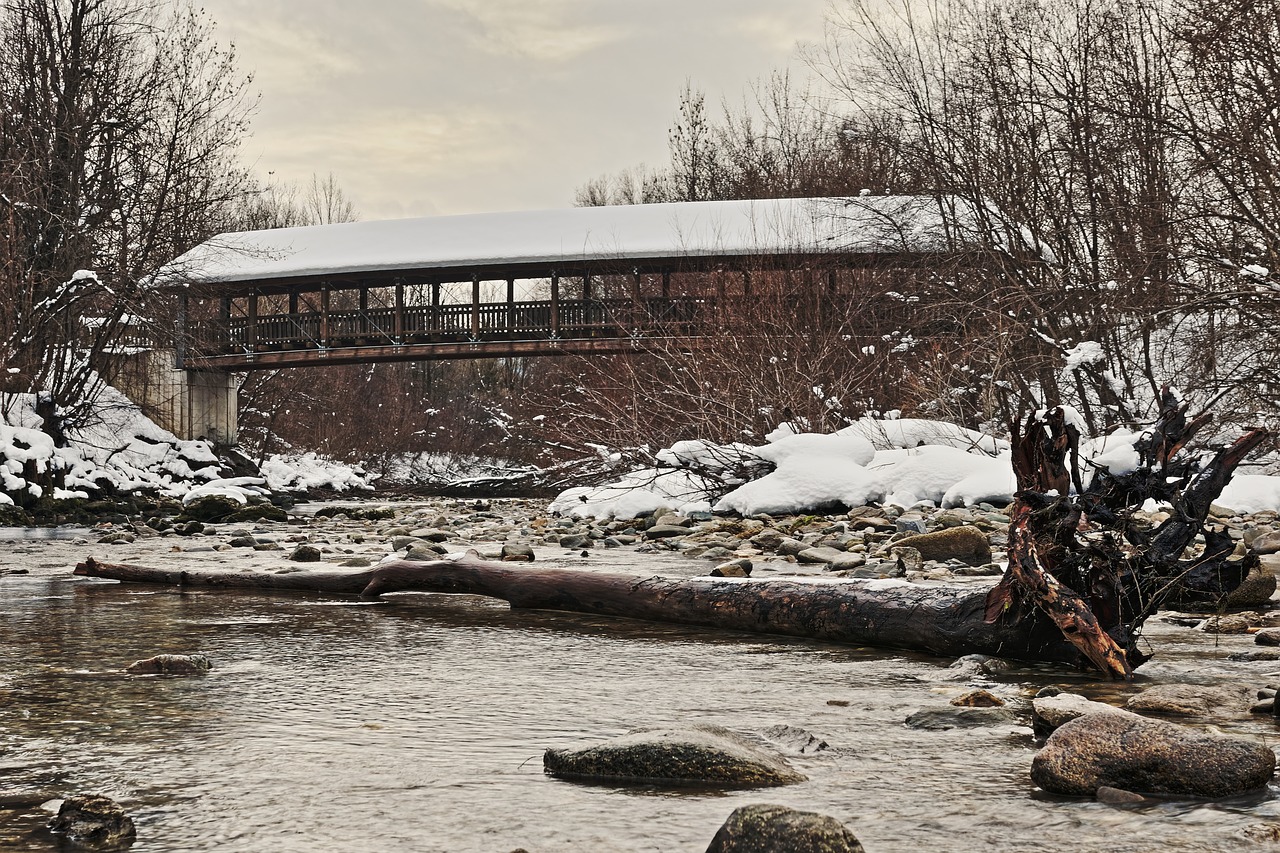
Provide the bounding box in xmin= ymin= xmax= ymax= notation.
xmin=157 ymin=196 xmax=977 ymax=291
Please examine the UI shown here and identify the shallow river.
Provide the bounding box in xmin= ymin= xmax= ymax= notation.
xmin=1 ymin=515 xmax=1279 ymax=852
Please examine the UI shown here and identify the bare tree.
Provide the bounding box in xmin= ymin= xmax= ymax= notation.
xmin=0 ymin=0 xmax=255 ymax=430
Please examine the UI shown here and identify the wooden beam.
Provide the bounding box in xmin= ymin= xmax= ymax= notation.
xmin=471 ymin=274 xmax=481 ymax=340
xmin=246 ymin=292 xmax=258 ymax=351
xmin=431 ymin=282 xmax=441 ymax=332
xmin=550 ymin=272 xmax=560 ymax=339
xmin=319 ymin=285 xmax=330 ymax=347
xmin=507 ymin=278 xmax=516 ymax=340
xmin=185 ymin=335 xmax=712 ymax=370
xmin=393 ymin=280 xmax=404 ymax=342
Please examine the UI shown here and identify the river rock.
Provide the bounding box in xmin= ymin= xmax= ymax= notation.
xmin=180 ymin=495 xmax=244 ymax=522
xmin=644 ymin=524 xmax=690 ymax=540
xmin=828 ymin=552 xmax=866 ymax=572
xmin=892 ymin=526 xmax=992 ymax=566
xmin=905 ymin=706 xmax=1016 ymax=730
xmin=951 ymin=689 xmax=1004 ymax=708
xmin=1030 ymin=710 xmax=1276 ymax=798
xmin=1031 ymin=693 xmax=1123 ymax=737
xmin=705 ymin=804 xmax=865 ymax=853
xmin=750 ymin=529 xmax=786 ymax=550
xmin=125 ymin=653 xmax=212 ymax=675
xmin=501 ymin=543 xmax=535 ymax=561
xmin=710 ymin=559 xmax=752 ymax=578
xmin=1124 ymin=684 xmax=1252 ymax=719
xmin=796 ymin=546 xmax=844 ymax=565
xmin=1251 ymin=530 xmax=1280 ymax=555
xmin=543 ymin=725 xmax=805 ymax=788
xmin=289 ymin=544 xmax=322 ymax=562
xmin=48 ymin=794 xmax=136 ymax=845
xmin=1095 ymin=785 xmax=1148 ymax=805
xmin=758 ymin=724 xmax=829 ymax=755
xmin=405 ymin=543 xmax=447 ymax=561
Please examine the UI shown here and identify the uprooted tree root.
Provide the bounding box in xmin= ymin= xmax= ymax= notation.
xmin=986 ymin=391 xmax=1268 ymax=679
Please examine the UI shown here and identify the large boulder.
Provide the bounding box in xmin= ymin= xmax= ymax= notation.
xmin=705 ymin=804 xmax=865 ymax=853
xmin=48 ymin=794 xmax=136 ymax=846
xmin=544 ymin=726 xmax=805 ymax=788
xmin=1031 ymin=710 xmax=1275 ymax=798
xmin=178 ymin=495 xmax=244 ymax=522
xmin=891 ymin=526 xmax=991 ymax=566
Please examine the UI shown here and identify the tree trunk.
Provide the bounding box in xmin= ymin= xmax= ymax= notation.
xmin=74 ymin=553 xmax=1090 ymax=666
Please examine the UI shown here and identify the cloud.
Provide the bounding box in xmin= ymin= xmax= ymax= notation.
xmin=247 ymin=106 xmax=518 ymax=218
xmin=424 ymin=0 xmax=624 ymax=62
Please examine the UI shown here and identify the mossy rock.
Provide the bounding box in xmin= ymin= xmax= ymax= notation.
xmin=225 ymin=503 xmax=288 ymax=523
xmin=178 ymin=495 xmax=246 ymax=522
xmin=544 ymin=725 xmax=805 ymax=788
xmin=314 ymin=505 xmax=395 ymax=521
xmin=0 ymin=504 xmax=33 ymax=526
xmin=706 ymin=804 xmax=866 ymax=853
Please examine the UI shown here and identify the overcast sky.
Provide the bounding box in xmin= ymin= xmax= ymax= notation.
xmin=201 ymin=0 xmax=832 ymax=221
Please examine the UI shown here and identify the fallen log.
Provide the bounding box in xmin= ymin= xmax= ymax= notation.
xmin=71 ymin=394 xmax=1268 ymax=679
xmin=75 ymin=553 xmax=1096 ymax=667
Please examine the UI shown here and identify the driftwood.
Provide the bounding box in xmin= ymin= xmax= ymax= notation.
xmin=74 ymin=552 xmax=1107 ymax=666
xmin=73 ymin=392 xmax=1267 ymax=678
xmin=986 ymin=392 xmax=1269 ymax=679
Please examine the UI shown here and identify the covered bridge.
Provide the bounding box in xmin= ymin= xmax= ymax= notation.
xmin=143 ymin=196 xmax=984 ymax=442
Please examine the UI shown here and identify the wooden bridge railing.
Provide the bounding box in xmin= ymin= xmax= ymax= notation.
xmin=207 ymin=297 xmax=706 ymax=354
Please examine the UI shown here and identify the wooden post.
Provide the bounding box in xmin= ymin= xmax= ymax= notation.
xmin=662 ymin=269 xmax=671 ymax=297
xmin=430 ymin=281 xmax=441 ymax=333
xmin=319 ymin=285 xmax=330 ymax=347
xmin=582 ymin=272 xmax=591 ymax=301
xmin=359 ymin=286 xmax=369 ymax=336
xmin=289 ymin=291 xmax=298 ymax=314
xmin=507 ymin=278 xmax=516 ymax=340
xmin=246 ymin=291 xmax=258 ymax=352
xmin=742 ymin=269 xmax=751 ymax=298
xmin=393 ymin=280 xmax=404 ymax=342
xmin=471 ymin=274 xmax=481 ymax=340
xmin=550 ymin=272 xmax=560 ymax=339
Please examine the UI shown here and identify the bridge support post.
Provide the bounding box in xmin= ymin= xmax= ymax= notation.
xmin=113 ymin=349 xmax=238 ymax=445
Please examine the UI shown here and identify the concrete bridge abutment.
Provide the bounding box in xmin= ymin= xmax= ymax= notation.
xmin=113 ymin=349 xmax=238 ymax=445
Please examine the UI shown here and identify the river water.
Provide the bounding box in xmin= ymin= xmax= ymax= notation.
xmin=1 ymin=511 xmax=1278 ymax=852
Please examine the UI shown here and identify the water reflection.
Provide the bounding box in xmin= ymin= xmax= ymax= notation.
xmin=0 ymin=573 xmax=1276 ymax=852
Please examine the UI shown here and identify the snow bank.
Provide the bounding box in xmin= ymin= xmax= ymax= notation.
xmin=1 ymin=385 xmax=226 ymax=503
xmin=260 ymin=452 xmax=373 ymax=493
xmin=551 ymin=418 xmax=1015 ymax=519
xmin=713 ymin=455 xmax=883 ymax=516
xmin=549 ymin=468 xmax=716 ymax=519
xmin=549 ymin=414 xmax=1280 ymax=520
xmin=838 ymin=417 xmax=1008 ymax=454
xmin=1217 ymin=475 xmax=1280 ymax=514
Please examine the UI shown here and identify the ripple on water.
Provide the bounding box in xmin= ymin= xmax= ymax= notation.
xmin=0 ymin=574 xmax=1275 ymax=851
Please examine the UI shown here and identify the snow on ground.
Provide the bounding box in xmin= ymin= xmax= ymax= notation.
xmin=1 ymin=383 xmax=370 ymax=507
xmin=549 ymin=468 xmax=716 ymax=519
xmin=260 ymin=452 xmax=372 ymax=493
xmin=551 ymin=416 xmax=1280 ymax=519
